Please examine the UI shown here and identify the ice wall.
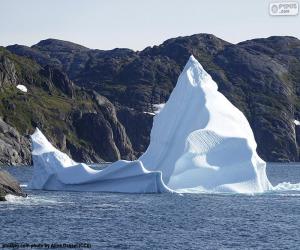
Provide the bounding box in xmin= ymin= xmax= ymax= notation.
xmin=29 ymin=128 xmax=170 ymax=193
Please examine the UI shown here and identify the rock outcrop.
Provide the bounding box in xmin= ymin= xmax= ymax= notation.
xmin=0 ymin=118 xmax=31 ymax=165
xmin=0 ymin=47 xmax=135 ymax=164
xmin=0 ymin=170 xmax=26 ymax=201
xmin=73 ymin=93 xmax=135 ymax=162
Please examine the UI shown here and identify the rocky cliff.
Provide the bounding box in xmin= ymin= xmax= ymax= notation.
xmin=2 ymin=33 xmax=300 ymax=163
xmin=0 ymin=47 xmax=135 ymax=164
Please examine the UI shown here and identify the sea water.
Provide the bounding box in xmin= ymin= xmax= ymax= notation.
xmin=0 ymin=163 xmax=299 ymax=249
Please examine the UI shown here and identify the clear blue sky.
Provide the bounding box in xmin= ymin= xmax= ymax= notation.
xmin=0 ymin=0 xmax=299 ymax=50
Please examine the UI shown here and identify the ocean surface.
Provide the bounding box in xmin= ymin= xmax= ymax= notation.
xmin=0 ymin=163 xmax=300 ymax=249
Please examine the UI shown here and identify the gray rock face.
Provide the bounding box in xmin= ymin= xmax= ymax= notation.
xmin=73 ymin=93 xmax=135 ymax=162
xmin=0 ymin=47 xmax=136 ymax=165
xmin=0 ymin=170 xmax=26 ymax=201
xmin=41 ymin=66 xmax=74 ymax=97
xmin=0 ymin=118 xmax=31 ymax=165
xmin=0 ymin=54 xmax=18 ymax=88
xmin=117 ymin=107 xmax=153 ymax=156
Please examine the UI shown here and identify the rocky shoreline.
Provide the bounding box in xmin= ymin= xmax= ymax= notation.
xmin=0 ymin=170 xmax=26 ymax=201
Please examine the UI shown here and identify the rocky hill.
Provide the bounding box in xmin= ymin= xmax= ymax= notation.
xmin=2 ymin=33 xmax=300 ymax=163
xmin=0 ymin=47 xmax=135 ymax=164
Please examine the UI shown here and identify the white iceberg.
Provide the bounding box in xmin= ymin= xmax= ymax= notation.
xmin=29 ymin=55 xmax=272 ymax=194
xmin=29 ymin=128 xmax=170 ymax=193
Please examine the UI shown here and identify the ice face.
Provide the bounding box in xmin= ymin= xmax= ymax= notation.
xmin=139 ymin=55 xmax=213 ymax=182
xmin=29 ymin=128 xmax=170 ymax=193
xmin=29 ymin=55 xmax=272 ymax=194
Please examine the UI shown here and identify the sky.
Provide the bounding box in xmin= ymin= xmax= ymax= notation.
xmin=0 ymin=0 xmax=299 ymax=51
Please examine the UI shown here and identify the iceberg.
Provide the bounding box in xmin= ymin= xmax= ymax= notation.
xmin=153 ymin=103 xmax=165 ymax=114
xmin=29 ymin=55 xmax=272 ymax=194
xmin=140 ymin=56 xmax=271 ymax=193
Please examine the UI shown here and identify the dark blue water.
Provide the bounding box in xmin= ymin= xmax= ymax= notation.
xmin=0 ymin=164 xmax=300 ymax=249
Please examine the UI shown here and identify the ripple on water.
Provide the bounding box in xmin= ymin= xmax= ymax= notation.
xmin=3 ymin=193 xmax=73 ymax=206
xmin=0 ymin=164 xmax=299 ymax=249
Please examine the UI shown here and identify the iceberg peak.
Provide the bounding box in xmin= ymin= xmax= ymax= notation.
xmin=187 ymin=55 xmax=203 ymax=68
xmin=188 ymin=54 xmax=197 ymax=63
xmin=33 ymin=127 xmax=42 ymax=136
xmin=31 ymin=128 xmax=56 ymax=155
xmin=181 ymin=55 xmax=214 ymax=89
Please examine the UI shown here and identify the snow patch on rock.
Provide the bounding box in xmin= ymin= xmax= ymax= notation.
xmin=153 ymin=103 xmax=165 ymax=114
xmin=16 ymin=85 xmax=27 ymax=93
xmin=29 ymin=55 xmax=272 ymax=194
xmin=143 ymin=111 xmax=155 ymax=116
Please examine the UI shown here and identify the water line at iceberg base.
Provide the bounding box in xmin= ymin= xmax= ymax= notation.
xmin=27 ymin=55 xmax=300 ymax=195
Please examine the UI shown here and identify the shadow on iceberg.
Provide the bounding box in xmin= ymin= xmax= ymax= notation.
xmin=29 ymin=55 xmax=272 ymax=194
